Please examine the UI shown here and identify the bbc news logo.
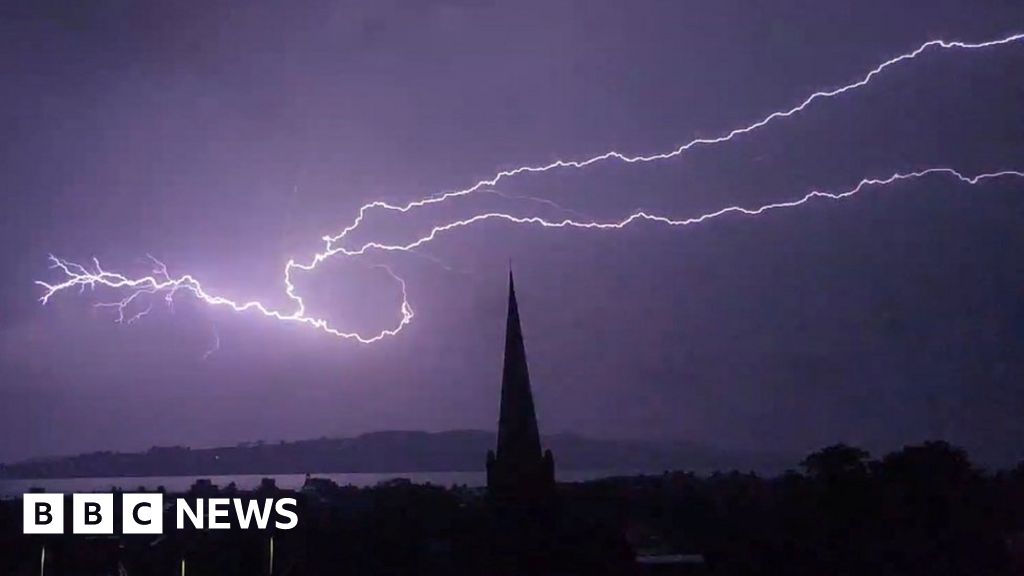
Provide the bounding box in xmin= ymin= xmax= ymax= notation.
xmin=23 ymin=493 xmax=298 ymax=535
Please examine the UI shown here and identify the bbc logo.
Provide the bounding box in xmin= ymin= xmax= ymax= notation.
xmin=24 ymin=493 xmax=298 ymax=534
xmin=24 ymin=493 xmax=163 ymax=535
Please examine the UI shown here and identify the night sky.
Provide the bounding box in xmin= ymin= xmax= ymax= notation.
xmin=2 ymin=1 xmax=1023 ymax=466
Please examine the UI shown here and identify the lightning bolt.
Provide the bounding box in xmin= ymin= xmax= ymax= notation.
xmin=202 ymin=325 xmax=220 ymax=360
xmin=37 ymin=168 xmax=1024 ymax=342
xmin=36 ymin=32 xmax=1024 ymax=344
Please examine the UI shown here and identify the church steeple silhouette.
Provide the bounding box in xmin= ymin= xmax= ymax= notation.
xmin=487 ymin=270 xmax=555 ymax=500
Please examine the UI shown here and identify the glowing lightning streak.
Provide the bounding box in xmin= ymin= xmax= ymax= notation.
xmin=308 ymin=169 xmax=1024 ymax=255
xmin=37 ymin=168 xmax=1024 ymax=342
xmin=38 ymin=256 xmax=413 ymax=343
xmin=292 ymin=31 xmax=1024 ymax=335
xmin=319 ymin=32 xmax=1024 ymax=253
xmin=35 ymin=32 xmax=1024 ymax=343
xmin=202 ymin=325 xmax=220 ymax=360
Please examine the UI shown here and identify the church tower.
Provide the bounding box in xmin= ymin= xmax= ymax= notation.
xmin=487 ymin=271 xmax=555 ymax=500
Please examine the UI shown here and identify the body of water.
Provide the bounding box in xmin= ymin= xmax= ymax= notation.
xmin=0 ymin=469 xmax=645 ymax=498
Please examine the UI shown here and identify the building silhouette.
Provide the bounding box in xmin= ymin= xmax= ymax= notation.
xmin=486 ymin=271 xmax=556 ymax=502
xmin=479 ymin=272 xmax=639 ymax=575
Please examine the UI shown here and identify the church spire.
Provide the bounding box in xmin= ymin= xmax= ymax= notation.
xmin=487 ymin=270 xmax=554 ymax=500
xmin=497 ymin=270 xmax=542 ymax=460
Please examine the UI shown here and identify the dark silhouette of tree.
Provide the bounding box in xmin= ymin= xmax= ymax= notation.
xmin=801 ymin=443 xmax=872 ymax=482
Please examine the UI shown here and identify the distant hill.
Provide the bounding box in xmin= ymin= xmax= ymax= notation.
xmin=0 ymin=431 xmax=794 ymax=479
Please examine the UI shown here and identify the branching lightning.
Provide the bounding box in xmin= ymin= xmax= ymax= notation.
xmin=36 ymin=32 xmax=1024 ymax=344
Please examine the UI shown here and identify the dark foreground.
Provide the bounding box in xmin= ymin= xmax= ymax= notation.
xmin=1 ymin=441 xmax=1023 ymax=576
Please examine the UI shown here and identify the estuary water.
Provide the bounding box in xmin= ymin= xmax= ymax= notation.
xmin=0 ymin=469 xmax=642 ymax=498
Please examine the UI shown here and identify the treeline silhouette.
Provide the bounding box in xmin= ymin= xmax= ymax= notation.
xmin=0 ymin=441 xmax=1022 ymax=575
xmin=601 ymin=441 xmax=1024 ymax=575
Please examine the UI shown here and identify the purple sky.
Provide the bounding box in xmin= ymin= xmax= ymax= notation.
xmin=2 ymin=1 xmax=1023 ymax=465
